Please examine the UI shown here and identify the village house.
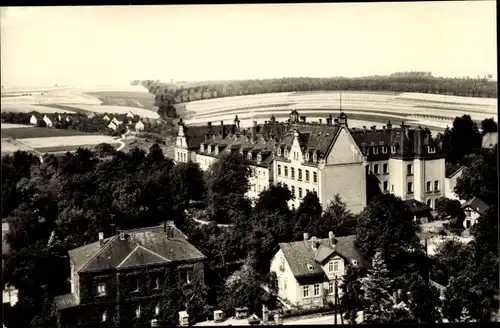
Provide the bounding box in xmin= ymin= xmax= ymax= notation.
xmin=269 ymin=232 xmax=367 ymax=309
xmin=54 ymin=222 xmax=206 ymax=327
xmin=29 ymin=114 xmax=40 ymax=125
xmin=127 ymin=111 xmax=135 ymax=119
xmin=481 ymin=132 xmax=498 ymax=149
xmin=103 ymin=114 xmax=111 ymax=122
xmin=108 ymin=122 xmax=118 ymax=131
xmin=444 ymin=164 xmax=466 ymax=202
xmin=175 ymin=110 xmax=446 ymax=213
xmin=461 ymin=196 xmax=490 ymax=229
xmin=135 ymin=121 xmax=145 ymax=132
xmin=111 ymin=117 xmax=123 ymax=126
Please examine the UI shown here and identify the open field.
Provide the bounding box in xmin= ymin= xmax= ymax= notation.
xmin=1 ymin=104 xmax=77 ymax=114
xmin=1 ymin=127 xmax=99 ymax=139
xmin=18 ymin=135 xmax=118 ymax=149
xmin=85 ymin=91 xmax=155 ymax=109
xmin=36 ymin=143 xmax=121 ymax=154
xmin=1 ymin=138 xmax=37 ymax=154
xmin=1 ymin=123 xmax=33 ymax=129
xmin=60 ymin=104 xmax=160 ymax=119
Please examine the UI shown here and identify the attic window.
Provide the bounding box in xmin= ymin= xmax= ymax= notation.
xmin=305 ymin=153 xmax=310 ymax=161
xmin=248 ymin=152 xmax=252 ymax=160
xmin=313 ymin=153 xmax=317 ymax=163
xmin=391 ymin=146 xmax=396 ymax=154
xmin=381 ymin=147 xmax=388 ymax=154
xmin=428 ymin=146 xmax=436 ymax=154
xmin=352 ymin=259 xmax=358 ymax=266
xmin=307 ymin=264 xmax=314 ymax=271
xmin=284 ymin=149 xmax=289 ymax=157
xmin=208 ymin=146 xmax=212 ymax=153
xmin=215 ymin=146 xmax=219 ymax=155
xmin=257 ymin=154 xmax=262 ymax=164
xmin=277 ymin=148 xmax=282 ymax=156
xmin=200 ymin=145 xmax=205 ymax=152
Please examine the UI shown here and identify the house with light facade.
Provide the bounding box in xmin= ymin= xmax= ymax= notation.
xmin=269 ymin=232 xmax=367 ymax=308
xmin=174 ymin=110 xmax=446 ymax=213
xmin=444 ymin=164 xmax=466 ymax=202
xmin=461 ymin=196 xmax=490 ymax=229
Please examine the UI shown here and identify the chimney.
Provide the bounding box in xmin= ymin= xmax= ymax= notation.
xmin=363 ymin=126 xmax=367 ymax=134
xmin=386 ymin=120 xmax=392 ymax=130
xmin=207 ymin=122 xmax=212 ymax=133
xmin=262 ymin=304 xmax=269 ymax=325
xmin=383 ymin=125 xmax=386 ymax=130
xmin=119 ymin=230 xmax=125 ymax=240
xmin=311 ymin=236 xmax=318 ymax=250
xmin=371 ymin=125 xmax=376 ymax=132
xmin=164 ymin=221 xmax=174 ymax=238
xmin=303 ymin=232 xmax=309 ymax=241
xmin=98 ymin=232 xmax=104 ymax=247
xmin=328 ymin=231 xmax=337 ymax=248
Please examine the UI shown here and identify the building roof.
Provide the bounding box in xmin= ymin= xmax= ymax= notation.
xmin=482 ymin=132 xmax=498 ymax=149
xmin=278 ymin=235 xmax=367 ymax=279
xmin=68 ymin=223 xmax=205 ymax=274
xmin=54 ymin=293 xmax=78 ymax=310
xmin=445 ymin=163 xmax=465 ymax=179
xmin=461 ymin=197 xmax=490 ymax=216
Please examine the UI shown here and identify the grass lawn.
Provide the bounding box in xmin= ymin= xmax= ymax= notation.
xmin=85 ymin=91 xmax=156 ymax=109
xmin=35 ymin=143 xmax=121 ymax=153
xmin=36 ymin=104 xmax=94 ymax=115
xmin=0 ymin=127 xmax=99 ymax=139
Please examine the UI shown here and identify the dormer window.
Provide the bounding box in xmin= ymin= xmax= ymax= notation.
xmin=381 ymin=147 xmax=387 ymax=154
xmin=247 ymin=152 xmax=252 ymax=160
xmin=428 ymin=146 xmax=436 ymax=154
xmin=208 ymin=146 xmax=212 ymax=153
xmin=200 ymin=144 xmax=205 ymax=152
xmin=305 ymin=153 xmax=310 ymax=161
xmin=284 ymin=149 xmax=289 ymax=157
xmin=391 ymin=146 xmax=396 ymax=154
xmin=215 ymin=146 xmax=219 ymax=155
xmin=307 ymin=264 xmax=314 ymax=271
xmin=257 ymin=154 xmax=262 ymax=164
xmin=373 ymin=147 xmax=379 ymax=155
xmin=313 ymin=153 xmax=317 ymax=163
xmin=352 ymin=259 xmax=358 ymax=266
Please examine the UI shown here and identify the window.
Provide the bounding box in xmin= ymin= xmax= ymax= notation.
xmin=313 ymin=188 xmax=317 ymax=195
xmin=136 ymin=306 xmax=141 ymax=318
xmin=313 ymin=172 xmax=318 ymax=183
xmin=373 ymin=164 xmax=379 ymax=174
xmin=313 ymin=153 xmax=317 ymax=163
xmin=328 ymin=282 xmax=334 ymax=295
xmin=303 ymin=286 xmax=310 ymax=298
xmin=257 ymin=155 xmax=262 ymax=164
xmin=382 ymin=147 xmax=388 ymax=154
xmin=328 ymin=261 xmax=334 ymax=273
xmin=313 ymin=284 xmax=320 ymax=296
xmin=248 ymin=153 xmax=252 ymax=160
xmin=155 ymin=303 xmax=160 ymax=316
xmin=333 ymin=261 xmax=339 ymax=272
xmin=208 ymin=146 xmax=212 ymax=153
xmin=215 ymin=147 xmax=219 ymax=155
xmin=352 ymin=260 xmax=358 ymax=266
xmin=305 ymin=153 xmax=310 ymax=161
xmin=373 ymin=147 xmax=378 ymax=155
xmin=383 ymin=163 xmax=388 ymax=174
xmin=391 ymin=184 xmax=394 ymax=192
xmin=391 ymin=146 xmax=396 ymax=154
xmin=426 ymin=199 xmax=431 ymax=207
xmin=306 ymin=189 xmax=310 ymax=194
xmin=426 ymin=181 xmax=432 ymax=192
xmin=383 ymin=181 xmax=388 ymax=191
xmin=407 ymin=182 xmax=413 ymax=193
xmin=305 ymin=170 xmax=310 ymax=182
xmin=298 ymin=188 xmax=303 ymax=199
xmin=284 ymin=149 xmax=289 ymax=157
xmin=284 ymin=166 xmax=288 ymax=177
xmin=284 ymin=280 xmax=287 ymax=290
xmin=298 ymin=169 xmax=302 ymax=181
xmin=291 ymin=186 xmax=295 ymax=197
xmin=97 ymin=283 xmax=106 ymax=296
xmin=428 ymin=146 xmax=436 ymax=154
xmin=407 ymin=164 xmax=413 ymax=175
xmin=133 ymin=278 xmax=139 ymax=292
xmin=291 ymin=168 xmax=295 ymax=179
xmin=434 ymin=180 xmax=439 ymax=192
xmin=278 ymin=165 xmax=282 ymax=176
xmin=153 ymin=277 xmax=160 ymax=289
xmin=101 ymin=311 xmax=107 ymax=322
xmin=200 ymin=145 xmax=204 ymax=152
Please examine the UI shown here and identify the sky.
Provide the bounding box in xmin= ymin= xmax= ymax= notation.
xmin=0 ymin=2 xmax=497 ymax=88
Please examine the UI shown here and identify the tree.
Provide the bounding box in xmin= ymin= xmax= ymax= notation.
xmin=169 ymin=162 xmax=205 ymax=212
xmin=480 ymin=118 xmax=498 ymax=133
xmin=205 ymin=152 xmax=252 ymax=223
xmin=253 ymin=183 xmax=292 ymax=214
xmin=441 ymin=115 xmax=481 ymax=164
xmin=318 ymin=194 xmax=357 ymax=237
xmin=434 ymin=197 xmax=464 ymax=220
xmin=454 ymin=146 xmax=498 ymax=207
xmin=442 ymin=275 xmax=475 ymax=322
xmin=404 ymin=272 xmax=442 ymax=323
xmin=340 ymin=264 xmax=365 ymax=324
xmin=355 ymin=193 xmax=421 ymax=267
xmin=94 ymin=143 xmax=116 ymax=157
xmin=293 ymin=191 xmax=322 ymax=240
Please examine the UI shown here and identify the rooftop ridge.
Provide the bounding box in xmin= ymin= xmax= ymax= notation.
xmin=78 ymin=235 xmax=118 ymax=273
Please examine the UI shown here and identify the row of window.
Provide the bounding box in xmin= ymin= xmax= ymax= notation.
xmin=365 ymin=145 xmax=436 ymax=155
xmin=101 ymin=304 xmax=160 ymax=323
xmin=372 ymin=163 xmax=389 ymax=175
xmin=176 ymin=152 xmax=187 ymax=163
xmin=302 ymin=282 xmax=336 ymax=298
xmin=426 ymin=180 xmax=440 ymax=193
xmin=285 ymin=184 xmax=316 ymax=199
xmin=278 ymin=165 xmax=318 ymax=183
xmin=250 ymin=184 xmax=267 ymax=193
xmin=278 ymin=148 xmax=318 ymax=163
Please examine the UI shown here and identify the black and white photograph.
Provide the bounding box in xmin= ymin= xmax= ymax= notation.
xmin=1 ymin=2 xmax=498 ymax=327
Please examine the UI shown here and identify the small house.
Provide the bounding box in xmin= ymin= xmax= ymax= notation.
xmin=461 ymin=197 xmax=490 ymax=229
xmin=87 ymin=112 xmax=95 ymax=119
xmin=108 ymin=122 xmax=118 ymax=131
xmin=103 ymin=115 xmax=110 ymax=122
xmin=42 ymin=114 xmax=54 ymax=127
xmin=135 ymin=121 xmax=145 ymax=132
xmin=29 ymin=114 xmax=38 ymax=125
xmin=444 ymin=164 xmax=466 ymax=202
xmin=111 ymin=117 xmax=123 ymax=126
xmin=127 ymin=111 xmax=135 ymax=119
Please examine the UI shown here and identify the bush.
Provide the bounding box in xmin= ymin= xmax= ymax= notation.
xmin=137 ymin=132 xmax=165 ymax=144
xmin=438 ymin=228 xmax=448 ymax=236
xmin=279 ymin=305 xmax=334 ymax=319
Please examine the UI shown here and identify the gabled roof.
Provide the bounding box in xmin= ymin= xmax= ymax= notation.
xmin=482 ymin=132 xmax=498 ymax=149
xmin=278 ymin=235 xmax=367 ymax=278
xmin=68 ymin=223 xmax=204 ymax=273
xmin=445 ymin=163 xmax=465 ymax=179
xmin=461 ymin=197 xmax=490 ymax=216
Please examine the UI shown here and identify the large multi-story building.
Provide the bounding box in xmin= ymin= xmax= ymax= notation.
xmin=175 ymin=110 xmax=445 ymax=213
xmin=54 ymin=222 xmax=206 ymax=327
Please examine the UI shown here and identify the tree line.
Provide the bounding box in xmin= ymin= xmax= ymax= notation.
xmin=1 ymin=114 xmax=497 ymax=326
xmin=137 ymin=75 xmax=498 ymax=119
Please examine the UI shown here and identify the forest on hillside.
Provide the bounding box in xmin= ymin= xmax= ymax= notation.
xmin=133 ymin=73 xmax=498 ymax=119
